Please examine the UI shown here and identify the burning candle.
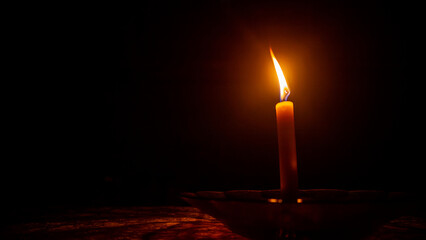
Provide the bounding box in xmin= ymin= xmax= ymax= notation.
xmin=270 ymin=48 xmax=298 ymax=202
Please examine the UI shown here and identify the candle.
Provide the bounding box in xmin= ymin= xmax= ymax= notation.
xmin=270 ymin=48 xmax=298 ymax=202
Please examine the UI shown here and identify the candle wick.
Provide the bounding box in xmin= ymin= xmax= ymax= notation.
xmin=284 ymin=91 xmax=290 ymax=101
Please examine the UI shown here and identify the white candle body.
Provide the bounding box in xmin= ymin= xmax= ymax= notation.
xmin=276 ymin=101 xmax=298 ymax=202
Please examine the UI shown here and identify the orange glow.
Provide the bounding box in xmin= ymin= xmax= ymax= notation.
xmin=270 ymin=48 xmax=290 ymax=101
xmin=267 ymin=198 xmax=283 ymax=203
xmin=297 ymin=198 xmax=303 ymax=203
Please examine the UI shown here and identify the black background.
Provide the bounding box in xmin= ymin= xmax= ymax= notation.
xmin=4 ymin=0 xmax=425 ymax=208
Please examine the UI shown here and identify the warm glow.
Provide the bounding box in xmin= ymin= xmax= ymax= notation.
xmin=267 ymin=198 xmax=283 ymax=203
xmin=297 ymin=198 xmax=303 ymax=204
xmin=270 ymin=48 xmax=290 ymax=101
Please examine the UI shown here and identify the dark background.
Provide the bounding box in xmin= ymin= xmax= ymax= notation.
xmin=4 ymin=0 xmax=424 ymax=208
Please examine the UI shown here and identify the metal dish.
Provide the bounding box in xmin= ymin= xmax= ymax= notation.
xmin=182 ymin=189 xmax=419 ymax=239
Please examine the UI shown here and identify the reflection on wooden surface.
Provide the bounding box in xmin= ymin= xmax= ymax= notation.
xmin=2 ymin=207 xmax=247 ymax=239
xmin=2 ymin=206 xmax=425 ymax=239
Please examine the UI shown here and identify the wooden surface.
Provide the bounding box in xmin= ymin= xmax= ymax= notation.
xmin=2 ymin=207 xmax=247 ymax=240
xmin=2 ymin=206 xmax=426 ymax=239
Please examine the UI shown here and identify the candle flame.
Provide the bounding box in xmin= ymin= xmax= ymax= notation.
xmin=270 ymin=48 xmax=290 ymax=101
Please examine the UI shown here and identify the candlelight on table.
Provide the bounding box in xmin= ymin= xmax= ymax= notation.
xmin=270 ymin=48 xmax=298 ymax=202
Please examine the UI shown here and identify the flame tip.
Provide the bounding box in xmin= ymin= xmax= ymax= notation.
xmin=270 ymin=49 xmax=290 ymax=101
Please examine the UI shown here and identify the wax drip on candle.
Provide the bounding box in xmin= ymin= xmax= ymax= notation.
xmin=270 ymin=48 xmax=290 ymax=102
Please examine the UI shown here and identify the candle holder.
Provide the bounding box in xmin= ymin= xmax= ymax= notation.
xmin=182 ymin=189 xmax=420 ymax=239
